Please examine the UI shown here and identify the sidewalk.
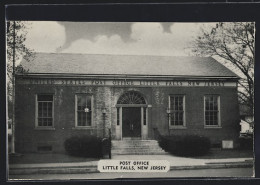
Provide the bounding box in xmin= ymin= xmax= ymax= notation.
xmin=9 ymin=153 xmax=254 ymax=175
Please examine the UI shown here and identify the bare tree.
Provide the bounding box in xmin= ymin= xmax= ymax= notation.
xmin=6 ymin=21 xmax=34 ymax=153
xmin=191 ymin=22 xmax=254 ymax=114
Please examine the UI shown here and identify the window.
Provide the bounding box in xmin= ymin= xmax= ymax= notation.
xmin=204 ymin=95 xmax=220 ymax=126
xmin=75 ymin=94 xmax=93 ymax=127
xmin=169 ymin=95 xmax=185 ymax=126
xmin=117 ymin=107 xmax=120 ymax=125
xmin=117 ymin=91 xmax=146 ymax=104
xmin=36 ymin=94 xmax=53 ymax=127
xmin=37 ymin=145 xmax=52 ymax=152
xmin=143 ymin=107 xmax=147 ymax=125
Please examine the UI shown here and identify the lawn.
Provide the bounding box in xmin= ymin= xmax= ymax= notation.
xmin=9 ymin=153 xmax=99 ymax=164
xmin=193 ymin=148 xmax=253 ymax=159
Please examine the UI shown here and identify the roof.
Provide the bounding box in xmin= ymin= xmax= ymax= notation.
xmin=19 ymin=53 xmax=239 ymax=78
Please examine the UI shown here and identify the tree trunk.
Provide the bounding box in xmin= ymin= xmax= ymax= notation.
xmin=11 ymin=21 xmax=16 ymax=154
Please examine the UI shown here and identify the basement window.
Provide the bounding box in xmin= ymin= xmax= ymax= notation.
xmin=37 ymin=146 xmax=52 ymax=152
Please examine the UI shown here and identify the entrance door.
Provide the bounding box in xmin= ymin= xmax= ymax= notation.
xmin=122 ymin=107 xmax=141 ymax=138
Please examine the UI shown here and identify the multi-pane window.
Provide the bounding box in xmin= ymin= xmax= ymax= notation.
xmin=205 ymin=95 xmax=220 ymax=126
xmin=76 ymin=94 xmax=92 ymax=126
xmin=169 ymin=95 xmax=185 ymax=126
xmin=37 ymin=95 xmax=53 ymax=127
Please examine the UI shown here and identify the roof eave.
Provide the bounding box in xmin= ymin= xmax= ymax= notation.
xmin=16 ymin=73 xmax=240 ymax=81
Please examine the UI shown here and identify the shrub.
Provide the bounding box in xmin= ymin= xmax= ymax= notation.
xmin=239 ymin=137 xmax=253 ymax=150
xmin=64 ymin=135 xmax=102 ymax=158
xmin=159 ymin=135 xmax=211 ymax=157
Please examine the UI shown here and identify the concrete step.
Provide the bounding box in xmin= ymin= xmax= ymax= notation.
xmin=112 ymin=147 xmax=163 ymax=150
xmin=112 ymin=152 xmax=167 ymax=155
xmin=112 ymin=149 xmax=165 ymax=152
xmin=111 ymin=139 xmax=167 ymax=155
xmin=112 ymin=140 xmax=159 ymax=143
xmin=112 ymin=145 xmax=161 ymax=148
xmin=112 ymin=150 xmax=167 ymax=154
xmin=112 ymin=142 xmax=160 ymax=145
xmin=112 ymin=141 xmax=160 ymax=146
xmin=112 ymin=151 xmax=167 ymax=155
xmin=112 ymin=144 xmax=160 ymax=147
xmin=112 ymin=145 xmax=163 ymax=148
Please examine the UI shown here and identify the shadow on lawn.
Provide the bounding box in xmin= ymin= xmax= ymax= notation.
xmin=191 ymin=148 xmax=254 ymax=159
xmin=9 ymin=153 xmax=99 ymax=164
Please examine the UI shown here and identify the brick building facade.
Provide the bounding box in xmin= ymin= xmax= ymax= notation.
xmin=15 ymin=53 xmax=240 ymax=153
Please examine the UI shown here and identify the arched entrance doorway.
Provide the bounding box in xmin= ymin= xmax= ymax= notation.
xmin=116 ymin=91 xmax=148 ymax=140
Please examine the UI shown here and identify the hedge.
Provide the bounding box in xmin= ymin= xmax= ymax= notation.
xmin=64 ymin=135 xmax=102 ymax=158
xmin=239 ymin=137 xmax=253 ymax=150
xmin=159 ymin=135 xmax=211 ymax=157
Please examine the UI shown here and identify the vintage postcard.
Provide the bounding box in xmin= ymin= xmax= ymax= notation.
xmin=6 ymin=19 xmax=254 ymax=180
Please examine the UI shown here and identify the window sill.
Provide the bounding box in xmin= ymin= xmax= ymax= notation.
xmin=34 ymin=127 xmax=55 ymax=130
xmin=72 ymin=127 xmax=93 ymax=130
xmin=204 ymin=126 xmax=222 ymax=129
xmin=169 ymin=126 xmax=187 ymax=129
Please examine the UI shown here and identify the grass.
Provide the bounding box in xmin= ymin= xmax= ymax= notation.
xmin=9 ymin=153 xmax=99 ymax=164
xmin=192 ymin=148 xmax=253 ymax=159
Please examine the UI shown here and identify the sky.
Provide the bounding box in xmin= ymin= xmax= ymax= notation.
xmin=23 ymin=22 xmax=214 ymax=56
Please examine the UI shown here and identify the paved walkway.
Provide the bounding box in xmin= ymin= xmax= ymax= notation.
xmin=9 ymin=154 xmax=253 ymax=169
xmin=112 ymin=155 xmax=253 ymax=166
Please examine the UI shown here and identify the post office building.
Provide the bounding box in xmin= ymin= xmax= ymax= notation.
xmin=15 ymin=53 xmax=240 ymax=153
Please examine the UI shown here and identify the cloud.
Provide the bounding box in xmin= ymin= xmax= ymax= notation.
xmin=62 ymin=22 xmax=203 ymax=56
xmin=24 ymin=21 xmax=66 ymax=52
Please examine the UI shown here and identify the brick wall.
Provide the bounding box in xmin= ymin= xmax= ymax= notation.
xmin=15 ymin=80 xmax=239 ymax=153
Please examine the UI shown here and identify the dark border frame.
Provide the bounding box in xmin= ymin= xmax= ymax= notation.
xmin=1 ymin=1 xmax=260 ymax=184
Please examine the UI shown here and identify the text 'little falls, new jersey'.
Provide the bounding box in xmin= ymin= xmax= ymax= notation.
xmin=98 ymin=160 xmax=170 ymax=172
